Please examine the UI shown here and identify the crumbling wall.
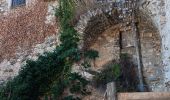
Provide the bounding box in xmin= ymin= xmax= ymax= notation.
xmin=89 ymin=26 xmax=120 ymax=69
xmin=138 ymin=12 xmax=162 ymax=91
xmin=140 ymin=0 xmax=170 ymax=91
xmin=0 ymin=0 xmax=59 ymax=83
xmin=0 ymin=0 xmax=8 ymax=15
xmin=0 ymin=0 xmax=169 ymax=92
xmin=75 ymin=0 xmax=163 ymax=92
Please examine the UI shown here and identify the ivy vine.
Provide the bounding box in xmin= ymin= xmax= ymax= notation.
xmin=0 ymin=0 xmax=98 ymax=100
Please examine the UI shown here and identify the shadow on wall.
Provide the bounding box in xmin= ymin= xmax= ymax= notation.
xmin=83 ymin=11 xmax=119 ymax=50
xmin=92 ymin=54 xmax=148 ymax=92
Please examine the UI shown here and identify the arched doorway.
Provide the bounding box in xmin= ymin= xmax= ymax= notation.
xmin=74 ymin=0 xmax=162 ymax=92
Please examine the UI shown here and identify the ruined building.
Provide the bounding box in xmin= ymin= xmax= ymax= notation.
xmin=0 ymin=0 xmax=58 ymax=83
xmin=0 ymin=0 xmax=170 ymax=93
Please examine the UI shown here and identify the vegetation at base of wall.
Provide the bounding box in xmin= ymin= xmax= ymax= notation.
xmin=93 ymin=54 xmax=139 ymax=92
xmin=84 ymin=50 xmax=99 ymax=60
xmin=93 ymin=62 xmax=121 ymax=86
xmin=118 ymin=53 xmax=139 ymax=92
xmin=0 ymin=0 xmax=98 ymax=100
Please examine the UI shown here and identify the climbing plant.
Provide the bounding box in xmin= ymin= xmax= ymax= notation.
xmin=0 ymin=0 xmax=96 ymax=100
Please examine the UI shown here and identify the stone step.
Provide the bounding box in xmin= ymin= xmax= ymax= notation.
xmin=118 ymin=92 xmax=170 ymax=100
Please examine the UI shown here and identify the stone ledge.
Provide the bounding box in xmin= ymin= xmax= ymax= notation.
xmin=118 ymin=92 xmax=170 ymax=100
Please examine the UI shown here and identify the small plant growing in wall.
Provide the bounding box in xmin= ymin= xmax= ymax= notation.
xmin=93 ymin=53 xmax=139 ymax=92
xmin=84 ymin=49 xmax=99 ymax=60
xmin=84 ymin=49 xmax=99 ymax=68
xmin=93 ymin=62 xmax=121 ymax=86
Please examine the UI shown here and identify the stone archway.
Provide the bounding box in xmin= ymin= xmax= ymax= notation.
xmin=75 ymin=4 xmax=121 ymax=70
xmin=74 ymin=1 xmax=163 ymax=92
xmin=137 ymin=11 xmax=162 ymax=91
xmin=139 ymin=0 xmax=170 ymax=91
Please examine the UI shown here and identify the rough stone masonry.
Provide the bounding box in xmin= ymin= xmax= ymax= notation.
xmin=140 ymin=0 xmax=170 ymax=91
xmin=0 ymin=0 xmax=170 ymax=92
xmin=74 ymin=0 xmax=165 ymax=92
xmin=0 ymin=0 xmax=59 ymax=84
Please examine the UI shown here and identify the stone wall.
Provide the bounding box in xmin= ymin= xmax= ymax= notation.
xmin=0 ymin=0 xmax=8 ymax=15
xmin=162 ymin=0 xmax=170 ymax=91
xmin=0 ymin=0 xmax=169 ymax=92
xmin=140 ymin=0 xmax=170 ymax=91
xmin=138 ymin=12 xmax=162 ymax=91
xmin=74 ymin=1 xmax=120 ymax=71
xmin=75 ymin=0 xmax=164 ymax=92
xmin=0 ymin=0 xmax=59 ymax=83
xmin=89 ymin=26 xmax=120 ymax=69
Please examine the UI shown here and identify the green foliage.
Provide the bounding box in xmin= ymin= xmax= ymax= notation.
xmin=81 ymin=61 xmax=91 ymax=68
xmin=49 ymin=73 xmax=89 ymax=100
xmin=0 ymin=0 xmax=92 ymax=100
xmin=58 ymin=0 xmax=75 ymax=29
xmin=55 ymin=8 xmax=60 ymax=17
xmin=0 ymin=49 xmax=68 ymax=100
xmin=120 ymin=53 xmax=128 ymax=59
xmin=50 ymin=79 xmax=65 ymax=99
xmin=63 ymin=95 xmax=80 ymax=100
xmin=84 ymin=50 xmax=99 ymax=60
xmin=93 ymin=63 xmax=121 ymax=86
xmin=69 ymin=73 xmax=89 ymax=94
xmin=113 ymin=64 xmax=121 ymax=79
xmin=93 ymin=54 xmax=139 ymax=92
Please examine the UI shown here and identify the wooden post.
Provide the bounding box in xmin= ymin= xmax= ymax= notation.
xmin=106 ymin=82 xmax=116 ymax=100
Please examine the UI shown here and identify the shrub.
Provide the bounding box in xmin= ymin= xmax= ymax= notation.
xmin=84 ymin=50 xmax=99 ymax=60
xmin=0 ymin=0 xmax=92 ymax=99
xmin=93 ymin=63 xmax=121 ymax=86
